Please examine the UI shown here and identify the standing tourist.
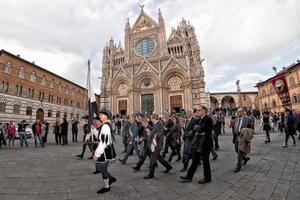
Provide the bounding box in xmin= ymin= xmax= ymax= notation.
xmin=93 ymin=109 xmax=117 ymax=194
xmin=0 ymin=121 xmax=7 ymax=148
xmin=53 ymin=119 xmax=61 ymax=144
xmin=121 ymin=116 xmax=130 ymax=153
xmin=32 ymin=119 xmax=45 ymax=147
xmin=180 ymin=106 xmax=213 ymax=184
xmin=282 ymin=109 xmax=296 ymax=147
xmin=18 ymin=120 xmax=29 ymax=147
xmin=60 ymin=118 xmax=68 ymax=145
xmin=181 ymin=109 xmax=198 ymax=172
xmin=72 ymin=117 xmax=79 ymax=143
xmin=143 ymin=113 xmax=172 ymax=179
xmin=162 ymin=113 xmax=174 ymax=158
xmin=262 ymin=112 xmax=271 ymax=143
xmin=7 ymin=122 xmax=16 ymax=149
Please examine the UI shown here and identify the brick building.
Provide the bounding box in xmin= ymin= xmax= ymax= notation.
xmin=0 ymin=50 xmax=88 ymax=124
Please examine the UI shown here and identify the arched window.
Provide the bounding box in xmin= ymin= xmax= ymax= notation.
xmin=0 ymin=102 xmax=6 ymax=113
xmin=26 ymin=107 xmax=32 ymax=115
xmin=30 ymin=72 xmax=36 ymax=82
xmin=18 ymin=67 xmax=24 ymax=78
xmin=63 ymin=112 xmax=68 ymax=119
xmin=271 ymin=100 xmax=276 ymax=108
xmin=50 ymin=79 xmax=54 ymax=88
xmin=289 ymin=77 xmax=295 ymax=87
xmin=292 ymin=93 xmax=297 ymax=103
xmin=41 ymin=75 xmax=46 ymax=86
xmin=4 ymin=61 xmax=11 ymax=73
xmin=58 ymin=83 xmax=62 ymax=91
xmin=269 ymin=85 xmax=275 ymax=94
xmin=48 ymin=110 xmax=52 ymax=117
xmin=262 ymin=89 xmax=267 ymax=97
xmin=56 ymin=111 xmax=60 ymax=118
xmin=13 ymin=104 xmax=20 ymax=114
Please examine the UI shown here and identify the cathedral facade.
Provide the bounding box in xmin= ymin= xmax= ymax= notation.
xmin=100 ymin=8 xmax=206 ymax=115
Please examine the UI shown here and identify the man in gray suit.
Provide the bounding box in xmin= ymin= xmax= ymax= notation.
xmin=143 ymin=113 xmax=173 ymax=179
xmin=119 ymin=114 xmax=141 ymax=164
xmin=233 ymin=108 xmax=253 ymax=172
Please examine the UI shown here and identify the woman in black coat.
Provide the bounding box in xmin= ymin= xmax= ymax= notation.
xmin=168 ymin=115 xmax=182 ymax=163
xmin=262 ymin=112 xmax=271 ymax=143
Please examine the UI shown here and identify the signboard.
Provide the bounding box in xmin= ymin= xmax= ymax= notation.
xmin=270 ymin=75 xmax=291 ymax=107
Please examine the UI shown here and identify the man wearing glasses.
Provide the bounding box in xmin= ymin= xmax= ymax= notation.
xmin=180 ymin=105 xmax=213 ymax=184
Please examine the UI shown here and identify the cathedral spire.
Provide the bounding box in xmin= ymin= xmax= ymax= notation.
xmin=125 ymin=17 xmax=131 ymax=30
xmin=158 ymin=8 xmax=164 ymax=24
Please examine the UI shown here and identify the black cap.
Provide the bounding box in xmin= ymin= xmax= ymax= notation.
xmin=99 ymin=108 xmax=112 ymax=120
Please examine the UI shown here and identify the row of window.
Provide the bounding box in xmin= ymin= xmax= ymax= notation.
xmin=261 ymin=77 xmax=298 ymax=97
xmin=113 ymin=57 xmax=125 ymax=66
xmin=0 ymin=103 xmax=77 ymax=119
xmin=265 ymin=93 xmax=300 ymax=108
xmin=0 ymin=81 xmax=81 ymax=108
xmin=3 ymin=61 xmax=83 ymax=97
xmin=168 ymin=46 xmax=184 ymax=55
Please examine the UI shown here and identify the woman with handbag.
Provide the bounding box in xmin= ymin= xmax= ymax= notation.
xmin=93 ymin=109 xmax=117 ymax=194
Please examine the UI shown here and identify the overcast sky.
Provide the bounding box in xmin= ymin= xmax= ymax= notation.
xmin=1 ymin=0 xmax=300 ymax=93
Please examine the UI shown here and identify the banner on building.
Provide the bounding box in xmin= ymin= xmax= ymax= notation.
xmin=270 ymin=75 xmax=291 ymax=107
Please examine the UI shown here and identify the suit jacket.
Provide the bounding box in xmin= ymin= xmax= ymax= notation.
xmin=148 ymin=120 xmax=164 ymax=153
xmin=128 ymin=120 xmax=139 ymax=142
xmin=213 ymin=119 xmax=222 ymax=135
xmin=233 ymin=116 xmax=252 ymax=135
xmin=193 ymin=115 xmax=213 ymax=151
xmin=184 ymin=117 xmax=198 ymax=139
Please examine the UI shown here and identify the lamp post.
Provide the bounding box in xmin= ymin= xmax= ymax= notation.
xmin=236 ymin=80 xmax=242 ymax=108
xmin=272 ymin=66 xmax=277 ymax=75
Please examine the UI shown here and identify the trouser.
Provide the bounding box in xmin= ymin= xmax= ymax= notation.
xmin=0 ymin=134 xmax=7 ymax=147
xmin=81 ymin=142 xmax=93 ymax=156
xmin=63 ymin=134 xmax=68 ymax=145
xmin=213 ymin=133 xmax=219 ymax=150
xmin=116 ymin=128 xmax=121 ymax=135
xmin=211 ymin=149 xmax=218 ymax=158
xmin=72 ymin=130 xmax=78 ymax=142
xmin=95 ymin=161 xmax=114 ymax=188
xmin=148 ymin=151 xmax=172 ymax=177
xmin=55 ymin=133 xmax=61 ymax=144
xmin=162 ymin=138 xmax=171 ymax=157
xmin=136 ymin=146 xmax=151 ymax=169
xmin=237 ymin=150 xmax=247 ymax=169
xmin=122 ymin=136 xmax=128 ymax=152
xmin=265 ymin=131 xmax=270 ymax=142
xmin=122 ymin=141 xmax=140 ymax=162
xmin=34 ymin=134 xmax=44 ymax=146
xmin=285 ymin=132 xmax=296 ymax=145
xmin=182 ymin=140 xmax=193 ymax=168
xmin=168 ymin=144 xmax=181 ymax=162
xmin=19 ymin=132 xmax=28 ymax=147
xmin=187 ymin=149 xmax=211 ymax=181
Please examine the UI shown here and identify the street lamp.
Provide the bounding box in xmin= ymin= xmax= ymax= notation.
xmin=272 ymin=66 xmax=277 ymax=74
xmin=236 ymin=80 xmax=242 ymax=108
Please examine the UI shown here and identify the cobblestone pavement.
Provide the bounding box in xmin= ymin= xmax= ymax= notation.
xmin=0 ymin=126 xmax=299 ymax=200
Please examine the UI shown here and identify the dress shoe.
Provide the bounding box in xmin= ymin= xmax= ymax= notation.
xmin=233 ymin=168 xmax=240 ymax=173
xmin=180 ymin=167 xmax=187 ymax=172
xmin=212 ymin=155 xmax=218 ymax=160
xmin=143 ymin=175 xmax=154 ymax=179
xmin=132 ymin=166 xmax=140 ymax=171
xmin=179 ymin=175 xmax=192 ymax=182
xmin=198 ymin=179 xmax=211 ymax=184
xmin=109 ymin=177 xmax=116 ymax=185
xmin=96 ymin=187 xmax=110 ymax=194
xmin=76 ymin=154 xmax=83 ymax=159
xmin=163 ymin=166 xmax=173 ymax=173
xmin=243 ymin=157 xmax=250 ymax=165
xmin=92 ymin=170 xmax=100 ymax=174
xmin=118 ymin=159 xmax=126 ymax=164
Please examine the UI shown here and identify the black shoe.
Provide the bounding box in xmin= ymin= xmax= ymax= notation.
xmin=92 ymin=170 xmax=100 ymax=174
xmin=212 ymin=155 xmax=218 ymax=160
xmin=143 ymin=175 xmax=154 ymax=179
xmin=88 ymin=156 xmax=93 ymax=160
xmin=109 ymin=177 xmax=116 ymax=185
xmin=179 ymin=175 xmax=192 ymax=182
xmin=132 ymin=166 xmax=140 ymax=171
xmin=163 ymin=166 xmax=173 ymax=173
xmin=233 ymin=168 xmax=240 ymax=173
xmin=180 ymin=167 xmax=187 ymax=172
xmin=243 ymin=157 xmax=250 ymax=165
xmin=198 ymin=178 xmax=211 ymax=184
xmin=118 ymin=159 xmax=126 ymax=164
xmin=96 ymin=187 xmax=110 ymax=194
xmin=76 ymin=154 xmax=83 ymax=159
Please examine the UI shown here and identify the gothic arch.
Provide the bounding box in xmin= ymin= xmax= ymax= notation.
xmin=161 ymin=68 xmax=187 ymax=87
xmin=134 ymin=71 xmax=158 ymax=89
xmin=241 ymin=94 xmax=253 ymax=108
xmin=112 ymin=77 xmax=130 ymax=92
xmin=221 ymin=96 xmax=236 ymax=108
xmin=210 ymin=96 xmax=219 ymax=109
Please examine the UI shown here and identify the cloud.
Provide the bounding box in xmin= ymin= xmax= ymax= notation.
xmin=0 ymin=0 xmax=300 ymax=94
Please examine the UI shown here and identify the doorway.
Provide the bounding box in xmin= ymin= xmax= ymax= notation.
xmin=141 ymin=94 xmax=154 ymax=115
xmin=118 ymin=100 xmax=127 ymax=116
xmin=36 ymin=108 xmax=44 ymax=122
xmin=170 ymin=95 xmax=182 ymax=114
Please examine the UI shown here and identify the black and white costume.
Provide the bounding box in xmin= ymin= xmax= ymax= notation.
xmin=94 ymin=121 xmax=116 ymax=192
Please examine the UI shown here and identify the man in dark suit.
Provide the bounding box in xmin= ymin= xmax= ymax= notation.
xmin=180 ymin=105 xmax=213 ymax=184
xmin=144 ymin=113 xmax=173 ymax=179
xmin=181 ymin=109 xmax=198 ymax=172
